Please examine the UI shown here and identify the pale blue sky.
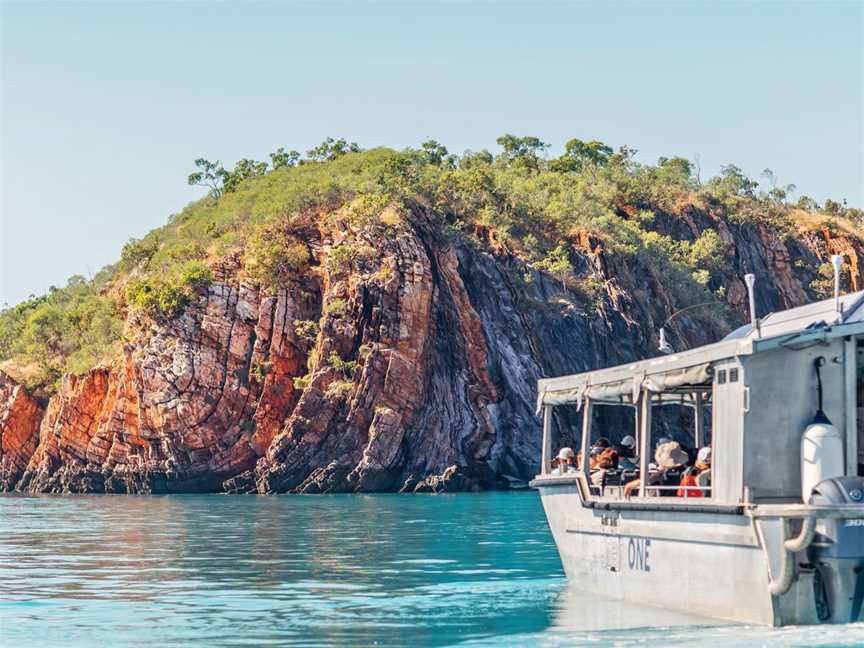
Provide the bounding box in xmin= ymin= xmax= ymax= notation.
xmin=1 ymin=1 xmax=862 ymax=305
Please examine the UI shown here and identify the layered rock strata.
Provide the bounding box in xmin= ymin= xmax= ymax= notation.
xmin=3 ymin=206 xmax=862 ymax=493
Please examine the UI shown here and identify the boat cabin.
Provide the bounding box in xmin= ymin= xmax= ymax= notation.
xmin=536 ymin=290 xmax=864 ymax=509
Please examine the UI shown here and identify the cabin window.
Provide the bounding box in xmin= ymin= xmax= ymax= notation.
xmin=568 ymin=386 xmax=713 ymax=502
xmin=548 ymin=403 xmax=583 ymax=476
xmin=729 ymin=368 xmax=739 ymax=383
xmin=551 ymin=403 xmax=583 ymax=450
xmin=581 ymin=404 xmax=638 ymax=496
xmin=717 ymin=370 xmax=727 ymax=384
xmin=636 ymin=398 xmax=713 ymax=499
xmin=543 ymin=374 xmax=714 ymax=503
xmin=590 ymin=404 xmax=637 ymax=451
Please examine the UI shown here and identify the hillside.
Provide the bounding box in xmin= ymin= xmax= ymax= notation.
xmin=1 ymin=137 xmax=862 ymax=493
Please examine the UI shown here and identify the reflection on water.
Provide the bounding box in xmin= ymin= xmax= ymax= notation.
xmin=0 ymin=493 xmax=862 ymax=647
xmin=549 ymin=584 xmax=723 ymax=632
xmin=483 ymin=581 xmax=864 ymax=647
xmin=0 ymin=493 xmax=562 ymax=647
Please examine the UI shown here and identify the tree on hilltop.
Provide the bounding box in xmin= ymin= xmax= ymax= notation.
xmin=189 ymin=156 xmax=272 ymax=197
xmin=419 ymin=139 xmax=449 ymax=166
xmin=760 ymin=168 xmax=796 ymax=205
xmin=188 ymin=158 xmax=229 ymax=198
xmin=550 ymin=138 xmax=613 ymax=174
xmin=706 ymin=164 xmax=759 ymax=198
xmin=223 ymin=158 xmax=269 ymax=193
xmin=270 ymin=148 xmax=301 ymax=169
xmin=306 ymin=137 xmax=361 ymax=162
xmin=495 ymin=134 xmax=549 ymax=173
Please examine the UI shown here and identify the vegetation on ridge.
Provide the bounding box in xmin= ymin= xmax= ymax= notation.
xmin=1 ymin=134 xmax=861 ymax=398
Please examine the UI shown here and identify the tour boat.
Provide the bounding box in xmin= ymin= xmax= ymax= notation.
xmin=531 ymin=264 xmax=864 ymax=626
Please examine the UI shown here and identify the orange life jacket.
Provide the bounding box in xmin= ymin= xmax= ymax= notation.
xmin=677 ymin=471 xmax=703 ymax=498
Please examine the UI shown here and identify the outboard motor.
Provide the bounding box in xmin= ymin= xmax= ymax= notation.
xmin=807 ymin=476 xmax=864 ymax=623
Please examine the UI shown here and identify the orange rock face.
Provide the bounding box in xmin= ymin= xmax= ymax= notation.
xmin=2 ymin=205 xmax=863 ymax=493
xmin=0 ymin=372 xmax=44 ymax=490
xmin=16 ymin=256 xmax=319 ymax=493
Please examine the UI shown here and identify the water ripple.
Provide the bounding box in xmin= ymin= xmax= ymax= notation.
xmin=1 ymin=493 xmax=863 ymax=647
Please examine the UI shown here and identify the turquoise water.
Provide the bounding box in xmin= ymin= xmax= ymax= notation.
xmin=1 ymin=492 xmax=862 ymax=647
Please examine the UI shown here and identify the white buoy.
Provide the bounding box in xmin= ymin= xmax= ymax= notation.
xmin=800 ymin=357 xmax=844 ymax=501
xmin=801 ymin=417 xmax=844 ymax=502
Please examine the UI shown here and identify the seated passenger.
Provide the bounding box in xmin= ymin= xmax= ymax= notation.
xmin=615 ymin=435 xmax=636 ymax=459
xmin=618 ymin=456 xmax=638 ymax=471
xmin=694 ymin=446 xmax=712 ymax=489
xmin=615 ymin=437 xmax=639 ymax=470
xmin=590 ymin=447 xmax=620 ymax=488
xmin=696 ymin=446 xmax=711 ymax=472
xmin=551 ymin=447 xmax=576 ymax=476
xmin=581 ymin=439 xmax=604 ymax=467
xmin=623 ymin=441 xmax=688 ymax=498
xmin=591 ymin=447 xmax=619 ymax=471
xmin=653 ymin=442 xmax=689 ymax=496
xmin=647 ymin=438 xmax=673 ymax=469
xmin=591 ymin=437 xmax=611 ymax=452
xmin=677 ymin=446 xmax=712 ymax=497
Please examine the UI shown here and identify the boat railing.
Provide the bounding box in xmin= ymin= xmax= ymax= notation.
xmin=588 ymin=483 xmax=711 ymax=499
xmin=747 ymin=503 xmax=864 ymax=519
xmin=642 ymin=485 xmax=710 ymax=498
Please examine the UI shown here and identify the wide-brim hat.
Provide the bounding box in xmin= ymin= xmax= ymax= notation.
xmin=655 ymin=441 xmax=688 ymax=468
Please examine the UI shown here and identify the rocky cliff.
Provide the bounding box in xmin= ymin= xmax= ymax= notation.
xmin=2 ymin=203 xmax=862 ymax=494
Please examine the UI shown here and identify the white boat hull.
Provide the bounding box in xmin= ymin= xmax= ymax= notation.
xmin=536 ymin=481 xmax=864 ymax=626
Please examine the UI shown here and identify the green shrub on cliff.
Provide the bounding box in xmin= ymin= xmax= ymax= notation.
xmin=811 ymin=262 xmax=852 ymax=299
xmin=688 ymin=230 xmax=732 ymax=277
xmin=292 ymin=374 xmax=312 ymax=390
xmin=0 ymin=296 xmax=44 ymax=361
xmin=328 ymin=352 xmax=358 ymax=379
xmin=125 ymin=279 xmax=186 ymax=320
xmin=342 ymin=192 xmax=394 ymax=230
xmin=534 ymin=246 xmax=574 ymax=288
xmin=293 ymin=319 xmax=319 ymax=342
xmin=126 ymin=260 xmax=213 ymax=320
xmin=120 ymin=236 xmax=160 ymax=271
xmin=244 ymin=222 xmax=310 ymax=291
xmin=0 ymin=275 xmax=123 ymax=396
xmin=327 ymin=244 xmax=363 ymax=276
xmin=325 ymin=298 xmax=348 ymax=316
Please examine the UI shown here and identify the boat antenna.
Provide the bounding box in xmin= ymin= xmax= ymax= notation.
xmin=832 ymin=254 xmax=843 ymax=323
xmin=813 ymin=356 xmax=831 ymax=424
xmin=658 ymin=301 xmax=717 ymax=354
xmin=744 ymin=273 xmax=760 ymax=338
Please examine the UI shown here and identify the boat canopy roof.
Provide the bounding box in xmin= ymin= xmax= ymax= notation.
xmin=724 ymin=289 xmax=864 ymax=340
xmin=537 ymin=290 xmax=864 ymax=410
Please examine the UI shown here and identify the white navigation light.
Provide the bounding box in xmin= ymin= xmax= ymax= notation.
xmin=832 ymin=254 xmax=843 ymax=322
xmin=744 ymin=273 xmax=760 ymax=338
